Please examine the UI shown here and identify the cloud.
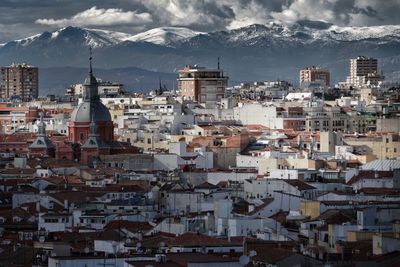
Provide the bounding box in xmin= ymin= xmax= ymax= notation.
xmin=270 ymin=0 xmax=355 ymax=25
xmin=35 ymin=6 xmax=152 ymax=27
xmin=268 ymin=0 xmax=400 ymax=27
xmin=140 ymin=0 xmax=235 ymax=31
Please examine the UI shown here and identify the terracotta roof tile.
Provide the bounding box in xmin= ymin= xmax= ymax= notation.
xmin=168 ymin=232 xmax=232 ymax=247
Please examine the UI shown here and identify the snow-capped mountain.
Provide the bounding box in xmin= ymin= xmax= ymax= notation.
xmin=126 ymin=27 xmax=204 ymax=46
xmin=180 ymin=21 xmax=400 ymax=49
xmin=4 ymin=22 xmax=400 ymax=50
xmin=2 ymin=26 xmax=203 ymax=48
xmin=0 ymin=20 xmax=400 ymax=94
xmin=1 ymin=26 xmax=130 ymax=48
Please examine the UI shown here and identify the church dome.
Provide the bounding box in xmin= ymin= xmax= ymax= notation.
xmin=70 ymin=101 xmax=111 ymax=123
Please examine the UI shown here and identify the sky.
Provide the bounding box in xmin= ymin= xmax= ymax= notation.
xmin=0 ymin=0 xmax=400 ymax=43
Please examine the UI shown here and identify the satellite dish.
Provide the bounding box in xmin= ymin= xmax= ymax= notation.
xmin=84 ymin=247 xmax=90 ymax=254
xmin=159 ymin=241 xmax=166 ymax=248
xmin=136 ymin=242 xmax=142 ymax=249
xmin=125 ymin=238 xmax=132 ymax=244
xmin=249 ymin=250 xmax=257 ymax=257
xmin=239 ymin=255 xmax=250 ymax=266
xmin=39 ymin=236 xmax=45 ymax=243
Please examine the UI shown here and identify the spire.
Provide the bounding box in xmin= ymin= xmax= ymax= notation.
xmin=83 ymin=46 xmax=99 ymax=101
xmin=217 ymin=57 xmax=220 ymax=70
xmin=89 ymin=108 xmax=98 ymax=136
xmin=89 ymin=46 xmax=93 ymax=76
xmin=38 ymin=112 xmax=46 ymax=136
xmin=29 ymin=111 xmax=55 ymax=153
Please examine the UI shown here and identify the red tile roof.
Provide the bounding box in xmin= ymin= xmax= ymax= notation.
xmin=168 ymin=232 xmax=232 ymax=247
xmin=105 ymin=220 xmax=153 ymax=232
xmin=347 ymin=171 xmax=394 ymax=185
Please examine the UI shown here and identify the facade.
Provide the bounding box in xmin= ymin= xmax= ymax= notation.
xmin=178 ymin=65 xmax=228 ymax=103
xmin=300 ymin=66 xmax=330 ymax=87
xmin=0 ymin=63 xmax=39 ymax=100
xmin=0 ymin=103 xmax=38 ymax=134
xmin=346 ymin=56 xmax=383 ymax=87
xmin=66 ymin=81 xmax=125 ymax=97
xmin=28 ymin=112 xmax=55 ymax=157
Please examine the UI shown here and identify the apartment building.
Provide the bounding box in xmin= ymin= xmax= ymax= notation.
xmin=300 ymin=66 xmax=330 ymax=87
xmin=178 ymin=65 xmax=228 ymax=103
xmin=0 ymin=103 xmax=38 ymax=134
xmin=305 ymin=106 xmax=348 ymax=132
xmin=0 ymin=63 xmax=39 ymax=100
xmin=346 ymin=56 xmax=383 ymax=87
xmin=344 ymin=133 xmax=400 ymax=160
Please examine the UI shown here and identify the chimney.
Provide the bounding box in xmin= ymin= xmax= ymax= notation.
xmin=64 ymin=199 xmax=68 ymax=210
xmin=248 ymin=204 xmax=255 ymax=213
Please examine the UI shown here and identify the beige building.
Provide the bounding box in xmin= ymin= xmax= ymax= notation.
xmin=178 ymin=65 xmax=228 ymax=103
xmin=300 ymin=66 xmax=330 ymax=87
xmin=305 ymin=106 xmax=348 ymax=132
xmin=0 ymin=103 xmax=38 ymax=134
xmin=0 ymin=63 xmax=39 ymax=100
xmin=299 ymin=200 xmax=321 ymax=219
xmin=344 ymin=133 xmax=400 ymax=160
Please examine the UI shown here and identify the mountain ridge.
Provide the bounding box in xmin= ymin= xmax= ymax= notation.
xmin=5 ymin=22 xmax=400 ymax=48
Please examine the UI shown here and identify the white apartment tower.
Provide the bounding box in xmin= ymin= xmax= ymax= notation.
xmin=346 ymin=56 xmax=383 ymax=87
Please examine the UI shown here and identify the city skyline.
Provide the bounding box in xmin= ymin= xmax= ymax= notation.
xmin=1 ymin=2 xmax=400 ymax=266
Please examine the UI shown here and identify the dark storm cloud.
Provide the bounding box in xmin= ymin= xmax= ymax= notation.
xmin=0 ymin=0 xmax=399 ymax=43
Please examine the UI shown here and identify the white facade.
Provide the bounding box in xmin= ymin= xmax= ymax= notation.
xmin=233 ymin=103 xmax=284 ymax=129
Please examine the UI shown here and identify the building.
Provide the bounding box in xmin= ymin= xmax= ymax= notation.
xmin=0 ymin=103 xmax=38 ymax=134
xmin=346 ymin=56 xmax=383 ymax=87
xmin=0 ymin=63 xmax=39 ymax=100
xmin=66 ymin=81 xmax=125 ymax=97
xmin=67 ymin=57 xmax=114 ymax=145
xmin=178 ymin=64 xmax=228 ymax=103
xmin=66 ymin=51 xmax=139 ymax=164
xmin=28 ymin=112 xmax=55 ymax=157
xmin=300 ymin=66 xmax=330 ymax=87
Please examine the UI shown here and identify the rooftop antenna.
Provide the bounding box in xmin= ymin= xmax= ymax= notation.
xmin=217 ymin=57 xmax=220 ymax=70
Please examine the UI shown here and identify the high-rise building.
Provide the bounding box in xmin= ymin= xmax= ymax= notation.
xmin=0 ymin=63 xmax=39 ymax=100
xmin=300 ymin=66 xmax=330 ymax=87
xmin=346 ymin=56 xmax=383 ymax=87
xmin=178 ymin=65 xmax=228 ymax=103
